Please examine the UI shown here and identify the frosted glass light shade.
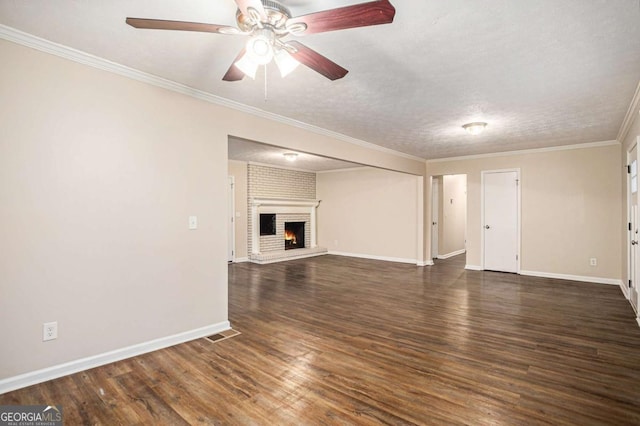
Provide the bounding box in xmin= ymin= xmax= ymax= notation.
xmin=274 ymin=49 xmax=300 ymax=78
xmin=462 ymin=122 xmax=488 ymax=135
xmin=234 ymin=53 xmax=259 ymax=79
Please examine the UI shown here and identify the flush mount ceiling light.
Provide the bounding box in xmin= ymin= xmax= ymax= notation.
xmin=462 ymin=122 xmax=488 ymax=135
xmin=126 ymin=0 xmax=396 ymax=81
xmin=283 ymin=152 xmax=298 ymax=161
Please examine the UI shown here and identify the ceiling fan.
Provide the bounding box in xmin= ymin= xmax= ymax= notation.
xmin=126 ymin=0 xmax=396 ymax=82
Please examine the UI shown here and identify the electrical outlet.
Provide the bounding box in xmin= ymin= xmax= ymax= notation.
xmin=590 ymin=258 xmax=597 ymax=267
xmin=43 ymin=321 xmax=57 ymax=341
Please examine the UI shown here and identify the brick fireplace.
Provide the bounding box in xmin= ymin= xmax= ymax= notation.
xmin=249 ymin=197 xmax=326 ymax=263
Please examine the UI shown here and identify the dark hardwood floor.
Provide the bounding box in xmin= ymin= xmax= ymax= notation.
xmin=3 ymin=254 xmax=640 ymax=425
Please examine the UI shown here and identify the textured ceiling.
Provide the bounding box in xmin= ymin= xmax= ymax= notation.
xmin=1 ymin=0 xmax=639 ymax=159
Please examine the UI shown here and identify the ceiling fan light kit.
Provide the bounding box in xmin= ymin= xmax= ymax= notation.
xmin=126 ymin=0 xmax=396 ymax=81
xmin=462 ymin=122 xmax=488 ymax=135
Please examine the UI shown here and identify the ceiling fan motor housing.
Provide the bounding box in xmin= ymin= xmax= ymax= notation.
xmin=236 ymin=0 xmax=292 ymax=33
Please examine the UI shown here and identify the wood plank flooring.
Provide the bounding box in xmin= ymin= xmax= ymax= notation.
xmin=3 ymin=254 xmax=640 ymax=424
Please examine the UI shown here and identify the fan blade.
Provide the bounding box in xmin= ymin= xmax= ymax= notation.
xmin=287 ymin=41 xmax=348 ymax=81
xmin=234 ymin=0 xmax=268 ymax=20
xmin=287 ymin=0 xmax=396 ymax=35
xmin=126 ymin=18 xmax=239 ymax=34
xmin=222 ymin=48 xmax=247 ymax=82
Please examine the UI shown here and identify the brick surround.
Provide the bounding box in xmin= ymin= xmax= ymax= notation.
xmin=247 ymin=164 xmax=316 ymax=255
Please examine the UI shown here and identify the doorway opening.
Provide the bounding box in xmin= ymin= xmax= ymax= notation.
xmin=431 ymin=174 xmax=467 ymax=264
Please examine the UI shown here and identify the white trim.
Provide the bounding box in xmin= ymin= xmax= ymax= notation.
xmin=228 ymin=176 xmax=236 ymax=263
xmin=0 ymin=321 xmax=231 ymax=395
xmin=620 ymin=281 xmax=630 ymax=299
xmin=251 ymin=197 xmax=320 ymax=208
xmin=481 ymin=169 xmax=521 ymax=274
xmin=426 ymin=140 xmax=619 ymax=163
xmin=436 ymin=249 xmax=466 ymax=260
xmin=430 ymin=176 xmax=439 ymax=259
xmin=627 ymin=141 xmax=639 ymax=313
xmin=416 ymin=176 xmax=425 ymax=266
xmin=520 ymin=270 xmax=623 ymax=286
xmin=417 ymin=260 xmax=434 ymax=267
xmin=233 ymin=257 xmax=250 ymax=263
xmin=465 ymin=264 xmax=483 ymax=271
xmin=0 ymin=25 xmax=423 ymax=164
xmin=617 ymin=80 xmax=640 ymax=143
xmin=328 ymin=251 xmax=417 ymax=265
xmin=637 ymin=317 xmax=640 ymax=328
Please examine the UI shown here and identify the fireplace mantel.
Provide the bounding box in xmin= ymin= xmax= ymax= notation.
xmin=250 ymin=198 xmax=320 ymax=256
xmin=251 ymin=198 xmax=320 ymax=208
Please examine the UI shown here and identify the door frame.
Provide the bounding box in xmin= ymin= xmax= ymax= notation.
xmin=626 ymin=138 xmax=639 ymax=311
xmin=431 ymin=176 xmax=439 ymax=259
xmin=228 ymin=175 xmax=236 ymax=263
xmin=480 ymin=168 xmax=521 ymax=273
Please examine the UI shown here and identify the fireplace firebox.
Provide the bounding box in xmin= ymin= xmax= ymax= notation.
xmin=284 ymin=222 xmax=305 ymax=250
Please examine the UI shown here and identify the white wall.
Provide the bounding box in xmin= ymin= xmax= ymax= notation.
xmin=0 ymin=39 xmax=424 ymax=388
xmin=427 ymin=143 xmax=622 ymax=282
xmin=0 ymin=40 xmax=229 ymax=381
xmin=317 ymin=167 xmax=419 ymax=263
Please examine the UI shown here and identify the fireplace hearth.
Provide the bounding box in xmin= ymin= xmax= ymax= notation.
xmin=284 ymin=222 xmax=305 ymax=250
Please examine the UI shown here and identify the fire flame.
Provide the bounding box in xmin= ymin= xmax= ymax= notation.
xmin=284 ymin=230 xmax=297 ymax=243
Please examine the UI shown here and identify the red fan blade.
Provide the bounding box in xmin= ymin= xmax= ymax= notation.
xmin=287 ymin=41 xmax=348 ymax=81
xmin=126 ymin=18 xmax=239 ymax=34
xmin=287 ymin=0 xmax=395 ymax=35
xmin=222 ymin=48 xmax=247 ymax=81
xmin=234 ymin=0 xmax=268 ymax=20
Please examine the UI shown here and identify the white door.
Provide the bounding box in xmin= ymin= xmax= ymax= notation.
xmin=431 ymin=177 xmax=439 ymax=259
xmin=629 ymin=144 xmax=638 ymax=311
xmin=483 ymin=170 xmax=519 ymax=273
xmin=228 ymin=176 xmax=235 ymax=262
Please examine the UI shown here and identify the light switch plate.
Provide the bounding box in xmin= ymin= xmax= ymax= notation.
xmin=189 ymin=216 xmax=198 ymax=230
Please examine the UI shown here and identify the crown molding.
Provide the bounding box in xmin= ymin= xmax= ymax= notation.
xmin=617 ymin=80 xmax=640 ymax=143
xmin=426 ymin=140 xmax=620 ymax=164
xmin=0 ymin=24 xmax=423 ymax=163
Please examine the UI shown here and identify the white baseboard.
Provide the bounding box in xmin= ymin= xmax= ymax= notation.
xmin=465 ymin=265 xmax=483 ymax=271
xmin=520 ymin=270 xmax=623 ymax=286
xmin=328 ymin=251 xmax=417 ymax=265
xmin=233 ymin=257 xmax=249 ymax=263
xmin=0 ymin=320 xmax=231 ymax=395
xmin=436 ymin=249 xmax=466 ymax=260
xmin=417 ymin=260 xmax=434 ymax=267
xmin=620 ymin=281 xmax=630 ymax=299
xmin=637 ymin=317 xmax=640 ymax=328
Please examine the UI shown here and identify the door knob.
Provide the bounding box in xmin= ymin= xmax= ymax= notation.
xmin=485 ymin=225 xmax=490 ymax=229
xmin=432 ymin=222 xmax=437 ymax=225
